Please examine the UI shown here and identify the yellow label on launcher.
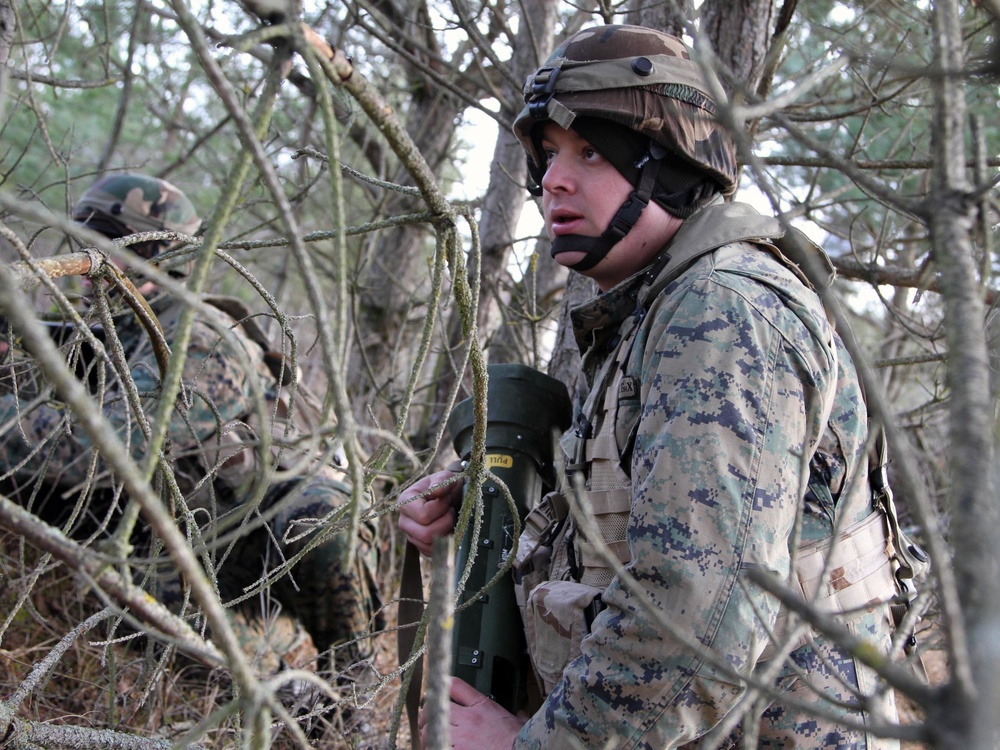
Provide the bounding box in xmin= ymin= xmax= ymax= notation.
xmin=487 ymin=454 xmax=513 ymax=469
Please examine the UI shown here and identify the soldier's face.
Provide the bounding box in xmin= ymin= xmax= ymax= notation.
xmin=81 ymin=251 xmax=158 ymax=298
xmin=539 ymin=123 xmax=682 ymax=290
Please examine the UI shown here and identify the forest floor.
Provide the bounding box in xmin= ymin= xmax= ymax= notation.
xmin=0 ymin=532 xmax=408 ymax=749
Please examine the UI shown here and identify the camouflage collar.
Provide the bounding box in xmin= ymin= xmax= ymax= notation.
xmin=569 ymin=200 xmax=784 ymax=353
xmin=569 ymin=264 xmax=653 ymax=355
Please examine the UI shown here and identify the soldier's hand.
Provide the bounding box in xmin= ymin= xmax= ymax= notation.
xmin=397 ymin=469 xmax=463 ymax=557
xmin=418 ymin=676 xmax=527 ymax=750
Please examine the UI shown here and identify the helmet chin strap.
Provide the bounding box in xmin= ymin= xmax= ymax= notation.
xmin=551 ymin=233 xmax=620 ymax=272
xmin=550 ymin=143 xmax=666 ymax=272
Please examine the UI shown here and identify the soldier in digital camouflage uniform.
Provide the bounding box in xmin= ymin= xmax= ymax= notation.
xmin=0 ymin=173 xmax=380 ymax=684
xmin=399 ymin=25 xmax=915 ymax=749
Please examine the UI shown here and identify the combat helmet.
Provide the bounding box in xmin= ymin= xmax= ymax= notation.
xmin=73 ymin=173 xmax=201 ymax=260
xmin=512 ymin=25 xmax=738 ymax=271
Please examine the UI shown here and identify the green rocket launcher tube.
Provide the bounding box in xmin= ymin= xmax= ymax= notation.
xmin=446 ymin=363 xmax=572 ymax=712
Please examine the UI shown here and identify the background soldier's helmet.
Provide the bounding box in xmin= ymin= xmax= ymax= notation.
xmin=72 ymin=173 xmax=201 ymax=259
xmin=512 ymin=25 xmax=738 ymax=217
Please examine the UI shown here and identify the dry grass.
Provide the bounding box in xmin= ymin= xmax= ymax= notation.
xmin=0 ymin=531 xmax=410 ymax=749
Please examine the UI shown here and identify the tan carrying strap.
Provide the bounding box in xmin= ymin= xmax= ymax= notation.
xmin=397 ymin=541 xmax=425 ymax=750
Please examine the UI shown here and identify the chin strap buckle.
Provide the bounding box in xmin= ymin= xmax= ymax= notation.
xmin=604 ymin=191 xmax=649 ymax=242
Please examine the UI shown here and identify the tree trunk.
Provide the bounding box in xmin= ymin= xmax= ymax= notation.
xmin=926 ymin=1 xmax=1000 ymax=746
xmin=414 ymin=1 xmax=564 ymax=456
xmin=625 ymin=0 xmax=693 ymax=34
xmin=476 ymin=0 xmax=560 ymax=365
xmin=0 ymin=0 xmax=14 ymax=126
xmin=701 ymin=0 xmax=777 ymax=92
xmin=350 ymin=1 xmax=470 ymax=439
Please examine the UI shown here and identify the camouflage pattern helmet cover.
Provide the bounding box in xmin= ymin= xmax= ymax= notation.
xmin=512 ymin=25 xmax=738 ymax=197
xmin=73 ymin=173 xmax=201 ymax=244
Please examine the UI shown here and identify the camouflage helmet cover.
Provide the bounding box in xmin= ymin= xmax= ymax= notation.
xmin=512 ymin=25 xmax=738 ymax=196
xmin=72 ymin=173 xmax=201 ymax=243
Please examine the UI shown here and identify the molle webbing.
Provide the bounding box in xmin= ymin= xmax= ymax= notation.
xmin=761 ymin=510 xmax=896 ymax=661
xmin=570 ymin=313 xmax=639 ymax=588
xmin=515 ymin=489 xmax=570 ymax=573
xmin=793 ymin=511 xmax=895 ymax=613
